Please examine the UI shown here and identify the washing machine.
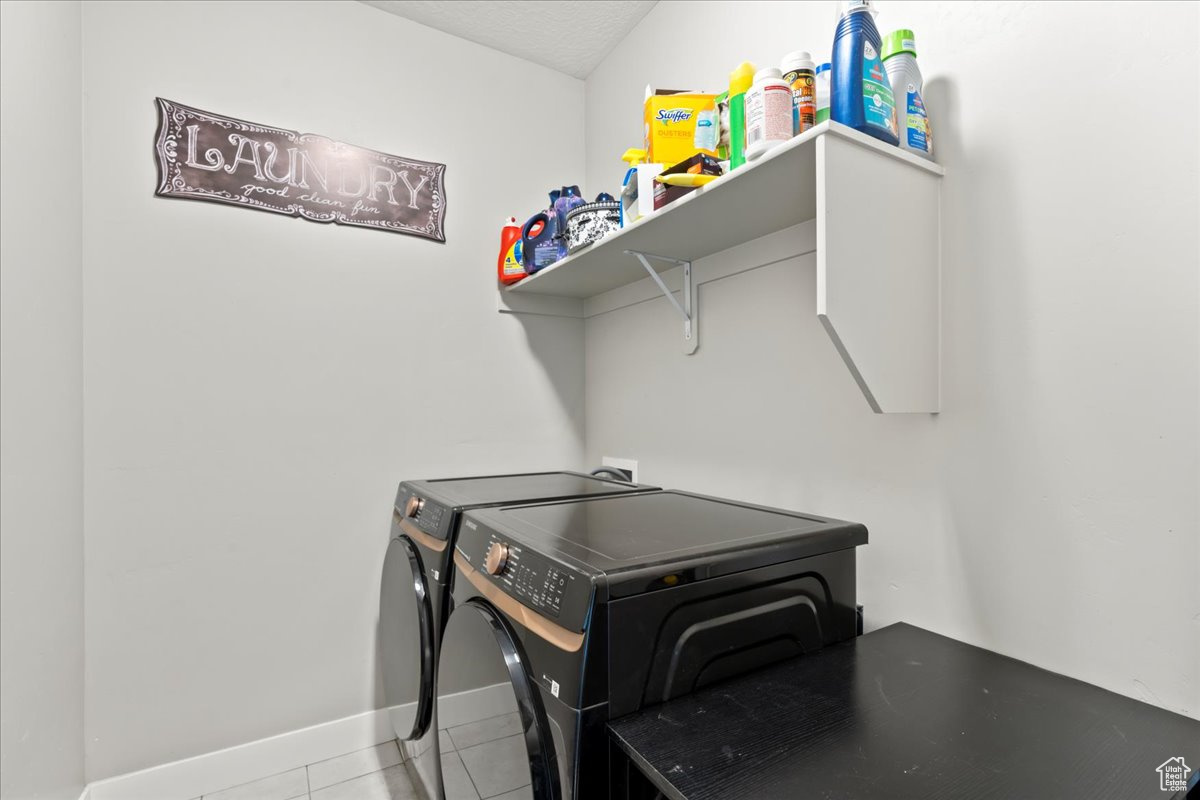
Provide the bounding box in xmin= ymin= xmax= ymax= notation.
xmin=440 ymin=490 xmax=867 ymax=800
xmin=379 ymin=471 xmax=658 ymax=800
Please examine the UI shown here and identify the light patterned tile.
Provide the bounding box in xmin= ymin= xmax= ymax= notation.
xmin=489 ymin=787 xmax=534 ymax=800
xmin=204 ymin=767 xmax=308 ymax=800
xmin=446 ymin=712 xmax=522 ymax=751
xmin=457 ymin=734 xmax=530 ymax=799
xmin=309 ymin=765 xmax=415 ymax=800
xmin=439 ymin=729 xmax=455 ymax=752
xmin=440 ymin=751 xmax=479 ymax=800
xmin=308 ymin=742 xmax=403 ymax=791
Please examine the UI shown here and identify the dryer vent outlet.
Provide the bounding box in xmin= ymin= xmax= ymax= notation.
xmin=601 ymin=457 xmax=638 ymax=484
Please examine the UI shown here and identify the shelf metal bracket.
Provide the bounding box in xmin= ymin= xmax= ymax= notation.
xmin=624 ymin=250 xmax=698 ymax=355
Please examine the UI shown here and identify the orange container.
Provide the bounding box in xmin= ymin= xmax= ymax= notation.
xmin=497 ymin=217 xmax=526 ymax=285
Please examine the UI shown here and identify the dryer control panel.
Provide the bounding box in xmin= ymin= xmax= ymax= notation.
xmin=486 ymin=539 xmax=571 ymax=618
xmin=409 ymin=499 xmax=446 ymax=537
xmin=456 ymin=519 xmax=592 ymax=633
xmin=393 ymin=485 xmax=451 ymax=541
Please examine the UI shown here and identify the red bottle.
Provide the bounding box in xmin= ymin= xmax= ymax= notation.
xmin=497 ymin=217 xmax=526 ymax=285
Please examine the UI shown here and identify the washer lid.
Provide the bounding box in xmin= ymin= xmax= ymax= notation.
xmin=479 ymin=491 xmax=867 ymax=577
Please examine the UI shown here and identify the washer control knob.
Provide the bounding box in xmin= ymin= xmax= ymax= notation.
xmin=405 ymin=496 xmax=425 ymax=518
xmin=485 ymin=542 xmax=510 ymax=576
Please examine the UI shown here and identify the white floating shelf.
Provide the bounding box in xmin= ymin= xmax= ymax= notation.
xmin=499 ymin=121 xmax=944 ymax=413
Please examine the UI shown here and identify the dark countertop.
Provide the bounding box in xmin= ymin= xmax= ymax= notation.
xmin=608 ymin=623 xmax=1200 ymax=800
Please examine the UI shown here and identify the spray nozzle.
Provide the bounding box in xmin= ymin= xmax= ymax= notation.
xmin=621 ymin=148 xmax=648 ymax=166
xmin=729 ymin=62 xmax=756 ymax=95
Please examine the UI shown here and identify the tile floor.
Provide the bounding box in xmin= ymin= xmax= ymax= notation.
xmin=194 ymin=712 xmax=533 ymax=800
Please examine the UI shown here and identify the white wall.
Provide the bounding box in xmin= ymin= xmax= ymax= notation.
xmin=80 ymin=1 xmax=586 ymax=780
xmin=0 ymin=2 xmax=87 ymax=798
xmin=584 ymin=0 xmax=1200 ymax=718
xmin=7 ymin=1 xmax=1195 ymax=788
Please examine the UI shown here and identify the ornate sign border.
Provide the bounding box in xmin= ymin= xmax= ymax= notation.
xmin=154 ymin=98 xmax=447 ymax=242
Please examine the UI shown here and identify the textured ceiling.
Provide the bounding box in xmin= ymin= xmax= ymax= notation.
xmin=359 ymin=0 xmax=657 ymax=79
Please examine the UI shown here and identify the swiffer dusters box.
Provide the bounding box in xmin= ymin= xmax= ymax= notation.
xmin=644 ymin=88 xmax=719 ymax=167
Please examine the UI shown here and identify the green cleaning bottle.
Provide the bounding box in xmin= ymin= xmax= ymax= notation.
xmin=728 ymin=62 xmax=756 ymax=170
xmin=882 ymin=30 xmax=933 ymax=160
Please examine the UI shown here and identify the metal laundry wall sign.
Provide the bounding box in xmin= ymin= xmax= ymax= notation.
xmin=154 ymin=98 xmax=447 ymax=242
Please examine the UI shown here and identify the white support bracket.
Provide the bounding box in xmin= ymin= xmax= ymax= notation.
xmin=624 ymin=250 xmax=698 ymax=355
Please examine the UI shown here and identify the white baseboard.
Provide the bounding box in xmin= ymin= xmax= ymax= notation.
xmin=87 ymin=706 xmax=400 ymax=800
xmin=84 ymin=683 xmax=511 ymax=800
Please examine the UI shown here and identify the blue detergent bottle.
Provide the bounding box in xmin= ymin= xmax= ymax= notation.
xmin=831 ymin=0 xmax=900 ymax=146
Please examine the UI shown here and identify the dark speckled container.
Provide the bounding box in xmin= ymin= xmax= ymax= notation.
xmin=565 ymin=198 xmax=621 ymax=253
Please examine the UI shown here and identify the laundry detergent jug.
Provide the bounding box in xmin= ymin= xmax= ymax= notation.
xmin=497 ymin=216 xmax=526 ymax=285
xmin=521 ymin=211 xmax=565 ymax=274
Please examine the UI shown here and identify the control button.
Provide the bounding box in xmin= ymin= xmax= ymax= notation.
xmin=485 ymin=542 xmax=510 ymax=576
xmin=405 ymin=496 xmax=425 ymax=518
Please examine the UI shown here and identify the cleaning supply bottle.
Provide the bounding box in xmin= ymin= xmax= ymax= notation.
xmin=831 ymin=0 xmax=899 ymax=145
xmin=815 ymin=62 xmax=832 ymax=123
xmin=727 ymin=62 xmax=756 ymax=170
xmin=619 ymin=148 xmax=652 ymax=226
xmin=521 ymin=211 xmax=563 ymax=274
xmin=744 ymin=67 xmax=793 ymax=161
xmin=882 ymin=29 xmax=933 ymax=159
xmin=497 ymin=217 xmax=525 ymax=285
xmin=552 ymin=185 xmax=585 ymax=237
xmin=780 ymin=51 xmax=817 ymax=136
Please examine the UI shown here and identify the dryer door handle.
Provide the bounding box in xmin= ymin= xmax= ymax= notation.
xmin=453 ymin=596 xmax=563 ymax=800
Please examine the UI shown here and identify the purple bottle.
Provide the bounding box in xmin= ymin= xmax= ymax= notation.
xmin=552 ymin=186 xmax=585 ymax=239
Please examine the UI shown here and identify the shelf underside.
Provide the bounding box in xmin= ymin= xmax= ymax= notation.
xmin=500 ymin=122 xmax=943 ymax=413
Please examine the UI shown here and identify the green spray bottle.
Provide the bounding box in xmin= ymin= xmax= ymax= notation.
xmin=728 ymin=62 xmax=756 ymax=170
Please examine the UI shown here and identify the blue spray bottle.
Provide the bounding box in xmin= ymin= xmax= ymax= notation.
xmin=831 ymin=0 xmax=899 ymax=146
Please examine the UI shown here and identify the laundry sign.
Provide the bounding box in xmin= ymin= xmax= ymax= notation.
xmin=154 ymin=98 xmax=446 ymax=242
